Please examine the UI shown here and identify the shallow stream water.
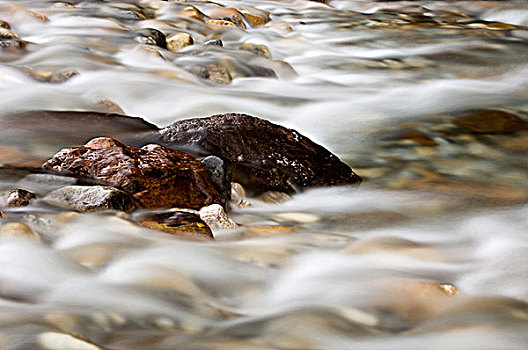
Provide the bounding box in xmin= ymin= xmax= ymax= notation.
xmin=1 ymin=0 xmax=528 ymax=349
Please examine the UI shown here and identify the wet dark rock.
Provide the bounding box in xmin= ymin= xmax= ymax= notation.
xmin=159 ymin=113 xmax=362 ymax=194
xmin=0 ymin=110 xmax=159 ymax=150
xmin=454 ymin=110 xmax=528 ymax=134
xmin=134 ymin=28 xmax=166 ymax=49
xmin=0 ymin=188 xmax=37 ymax=207
xmin=42 ymin=137 xmax=225 ymax=210
xmin=252 ymin=65 xmax=277 ymax=78
xmin=43 ymin=185 xmax=136 ymax=213
xmin=204 ymin=39 xmax=223 ymax=47
xmin=0 ymin=21 xmax=10 ymax=29
xmin=135 ymin=209 xmax=213 ymax=239
xmin=0 ymin=211 xmax=5 ymax=218
xmin=201 ymin=156 xmax=232 ymax=203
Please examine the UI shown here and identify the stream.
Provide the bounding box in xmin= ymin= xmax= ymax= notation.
xmin=0 ymin=0 xmax=528 ymax=349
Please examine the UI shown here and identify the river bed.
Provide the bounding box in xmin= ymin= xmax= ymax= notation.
xmin=0 ymin=1 xmax=527 ymax=349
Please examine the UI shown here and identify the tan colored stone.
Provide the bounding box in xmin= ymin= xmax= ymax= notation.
xmin=205 ymin=8 xmax=246 ymax=28
xmin=96 ymin=99 xmax=125 ymax=114
xmin=231 ymin=182 xmax=247 ymax=200
xmin=498 ymin=133 xmax=528 ymax=152
xmin=244 ymin=225 xmax=293 ymax=238
xmin=206 ymin=19 xmax=237 ymax=28
xmin=199 ymin=204 xmax=237 ymax=231
xmin=0 ymin=4 xmax=47 ymax=21
xmin=261 ymin=191 xmax=291 ymax=204
xmin=179 ymin=6 xmax=203 ymax=21
xmin=345 ymin=236 xmax=443 ymax=263
xmin=0 ymin=222 xmax=39 ymax=240
xmin=242 ymin=12 xmax=268 ymax=26
xmin=55 ymin=211 xmax=81 ymax=224
xmin=403 ymin=179 xmax=528 ymax=205
xmin=240 ymin=43 xmax=271 ymax=59
xmin=140 ymin=221 xmax=213 ymax=241
xmin=235 ymin=198 xmax=251 ymax=208
xmin=0 ymin=27 xmax=16 ymax=39
xmin=401 ymin=130 xmax=438 ymax=146
xmin=166 ymin=32 xmax=193 ymax=52
xmin=454 ymin=110 xmax=528 ymax=134
xmin=382 ymin=280 xmax=459 ymax=323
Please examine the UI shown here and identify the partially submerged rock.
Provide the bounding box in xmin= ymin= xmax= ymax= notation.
xmin=201 ymin=156 xmax=232 ymax=203
xmin=160 ymin=113 xmax=362 ymax=193
xmin=0 ymin=188 xmax=36 ymax=207
xmin=0 ymin=110 xmax=159 ymax=149
xmin=0 ymin=222 xmax=39 ymax=240
xmin=43 ymin=185 xmax=136 ymax=213
xmin=42 ymin=137 xmax=225 ymax=210
xmin=199 ymin=204 xmax=237 ymax=232
xmin=454 ymin=110 xmax=528 ymax=134
xmin=135 ymin=209 xmax=213 ymax=239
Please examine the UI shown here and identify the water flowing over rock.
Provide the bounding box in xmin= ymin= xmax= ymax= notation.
xmin=159 ymin=113 xmax=362 ymax=194
xmin=0 ymin=110 xmax=159 ymax=150
xmin=42 ymin=137 xmax=225 ymax=210
xmin=43 ymin=185 xmax=136 ymax=213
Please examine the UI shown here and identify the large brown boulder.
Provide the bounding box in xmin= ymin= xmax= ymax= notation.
xmin=42 ymin=137 xmax=225 ymax=210
xmin=159 ymin=113 xmax=361 ymax=193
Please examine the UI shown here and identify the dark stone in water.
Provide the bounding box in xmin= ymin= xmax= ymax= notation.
xmin=0 ymin=110 xmax=159 ymax=150
xmin=134 ymin=28 xmax=167 ymax=49
xmin=201 ymin=156 xmax=232 ymax=203
xmin=204 ymin=39 xmax=223 ymax=47
xmin=43 ymin=185 xmax=136 ymax=213
xmin=42 ymin=137 xmax=225 ymax=210
xmin=159 ymin=113 xmax=362 ymax=193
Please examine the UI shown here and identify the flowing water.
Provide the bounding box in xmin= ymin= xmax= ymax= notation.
xmin=1 ymin=0 xmax=528 ymax=349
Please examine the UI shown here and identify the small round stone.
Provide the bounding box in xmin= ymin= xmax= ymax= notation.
xmin=231 ymin=182 xmax=247 ymax=200
xmin=134 ymin=28 xmax=166 ymax=48
xmin=206 ymin=19 xmax=237 ymax=28
xmin=199 ymin=204 xmax=237 ymax=232
xmin=204 ymin=39 xmax=223 ymax=47
xmin=166 ymin=33 xmax=193 ymax=52
xmin=0 ymin=222 xmax=39 ymax=240
xmin=6 ymin=189 xmax=36 ymax=207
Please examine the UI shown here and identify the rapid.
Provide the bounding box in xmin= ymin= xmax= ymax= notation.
xmin=0 ymin=0 xmax=527 ymax=349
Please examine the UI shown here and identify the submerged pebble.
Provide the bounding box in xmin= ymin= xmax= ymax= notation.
xmin=0 ymin=222 xmax=39 ymax=240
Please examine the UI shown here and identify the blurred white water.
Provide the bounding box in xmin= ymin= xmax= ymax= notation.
xmin=1 ymin=0 xmax=528 ymax=349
